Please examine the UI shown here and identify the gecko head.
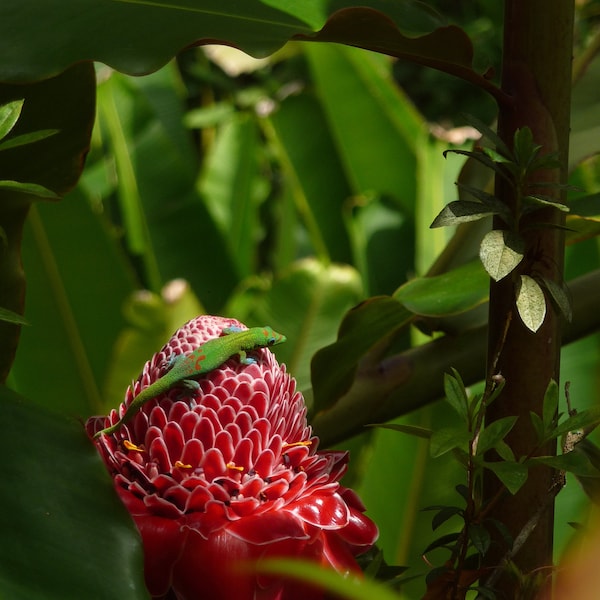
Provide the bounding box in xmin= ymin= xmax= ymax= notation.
xmin=262 ymin=326 xmax=286 ymax=346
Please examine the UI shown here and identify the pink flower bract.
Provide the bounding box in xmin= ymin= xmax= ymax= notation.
xmin=87 ymin=315 xmax=378 ymax=600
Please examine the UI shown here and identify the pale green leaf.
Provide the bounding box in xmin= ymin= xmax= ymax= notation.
xmin=0 ymin=98 xmax=23 ymax=140
xmin=479 ymin=229 xmax=525 ymax=281
xmin=516 ymin=275 xmax=546 ymax=333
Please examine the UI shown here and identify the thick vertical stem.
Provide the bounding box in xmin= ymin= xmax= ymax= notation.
xmin=483 ymin=0 xmax=574 ymax=594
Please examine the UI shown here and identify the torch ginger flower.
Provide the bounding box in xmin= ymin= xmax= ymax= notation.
xmin=87 ymin=315 xmax=378 ymax=600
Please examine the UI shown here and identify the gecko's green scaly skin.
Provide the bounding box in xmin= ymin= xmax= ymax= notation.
xmin=94 ymin=326 xmax=286 ymax=439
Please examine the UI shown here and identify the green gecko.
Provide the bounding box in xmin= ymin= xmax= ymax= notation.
xmin=94 ymin=325 xmax=286 ymax=439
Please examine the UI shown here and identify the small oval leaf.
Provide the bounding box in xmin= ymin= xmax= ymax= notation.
xmin=479 ymin=230 xmax=525 ymax=281
xmin=516 ymin=275 xmax=547 ymax=332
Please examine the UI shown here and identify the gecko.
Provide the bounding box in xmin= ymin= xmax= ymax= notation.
xmin=94 ymin=325 xmax=286 ymax=438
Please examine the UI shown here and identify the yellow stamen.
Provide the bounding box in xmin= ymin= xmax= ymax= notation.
xmin=175 ymin=460 xmax=192 ymax=469
xmin=123 ymin=440 xmax=145 ymax=452
xmin=282 ymin=440 xmax=312 ymax=449
xmin=226 ymin=462 xmax=244 ymax=472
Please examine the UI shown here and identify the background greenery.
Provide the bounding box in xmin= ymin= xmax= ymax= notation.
xmin=1 ymin=1 xmax=599 ymax=598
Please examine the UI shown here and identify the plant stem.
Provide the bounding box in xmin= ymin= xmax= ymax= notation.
xmin=482 ymin=1 xmax=574 ymax=594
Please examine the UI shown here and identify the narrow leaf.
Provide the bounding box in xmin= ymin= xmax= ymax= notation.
xmin=516 ymin=275 xmax=547 ymax=332
xmin=543 ymin=379 xmax=559 ymax=432
xmin=479 ymin=230 xmax=525 ymax=281
xmin=0 ymin=128 xmax=59 ymax=151
xmin=368 ymin=423 xmax=432 ymax=439
xmin=430 ymin=200 xmax=497 ymax=228
xmin=431 ymin=506 xmax=463 ymax=531
xmin=0 ymin=180 xmax=59 ymax=199
xmin=0 ymin=306 xmax=29 ymax=325
xmin=540 ymin=276 xmax=572 ymax=322
xmin=530 ymin=453 xmax=600 ymax=477
xmin=459 ymin=113 xmax=512 ymax=159
xmin=553 ymin=407 xmax=600 ymax=439
xmin=443 ymin=369 xmax=470 ymax=424
xmin=0 ymin=98 xmax=23 ymax=140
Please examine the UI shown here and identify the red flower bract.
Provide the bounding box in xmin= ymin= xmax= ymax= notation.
xmin=87 ymin=315 xmax=378 ymax=600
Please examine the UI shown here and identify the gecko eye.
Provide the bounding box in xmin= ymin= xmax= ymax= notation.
xmin=266 ymin=337 xmax=276 ymax=346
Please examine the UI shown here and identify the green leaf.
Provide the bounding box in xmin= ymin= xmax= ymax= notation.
xmin=530 ymin=411 xmax=546 ymax=444
xmin=484 ymin=461 xmax=528 ymax=495
xmin=0 ymin=128 xmax=59 ymax=151
xmin=0 ymin=387 xmax=149 ymax=600
xmin=476 ymin=416 xmax=518 ymax=455
xmin=553 ymin=407 xmax=600 ymax=439
xmin=0 ymin=306 xmax=28 ymax=325
xmin=0 ymin=98 xmax=23 ymax=140
xmin=430 ymin=426 xmax=472 ymax=458
xmin=311 ymin=295 xmax=412 ymax=413
xmin=431 ymin=506 xmax=463 ymax=531
xmin=539 ymin=276 xmax=572 ymax=322
xmin=494 ymin=439 xmax=515 ymax=462
xmin=468 ymin=523 xmax=491 ymax=555
xmin=512 ymin=126 xmax=540 ymax=169
xmin=369 ymin=423 xmax=432 ymax=439
xmin=430 ymin=200 xmax=498 ymax=227
xmin=0 ymin=180 xmax=59 ymax=199
xmin=394 ymin=260 xmax=489 ymax=318
xmin=246 ymin=259 xmax=363 ymax=395
xmin=515 ymin=275 xmax=547 ymax=333
xmin=522 ymin=194 xmax=570 ymax=214
xmin=459 ymin=113 xmax=512 ymax=159
xmin=256 ymin=558 xmax=402 ymax=600
xmin=530 ymin=452 xmax=600 ymax=477
xmin=543 ymin=379 xmax=559 ymax=432
xmin=443 ymin=369 xmax=470 ymax=424
xmin=479 ymin=230 xmax=525 ymax=281
xmin=423 ymin=532 xmax=461 ymax=554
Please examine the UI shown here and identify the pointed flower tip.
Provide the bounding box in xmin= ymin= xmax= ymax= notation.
xmin=87 ymin=315 xmax=378 ymax=599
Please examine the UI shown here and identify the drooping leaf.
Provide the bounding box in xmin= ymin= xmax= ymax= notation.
xmin=479 ymin=229 xmax=525 ymax=281
xmin=515 ymin=274 xmax=547 ymax=333
xmin=311 ymin=295 xmax=412 ymax=413
xmin=539 ymin=276 xmax=573 ymax=322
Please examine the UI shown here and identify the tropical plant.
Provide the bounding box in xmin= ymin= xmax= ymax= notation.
xmin=1 ymin=1 xmax=600 ymax=598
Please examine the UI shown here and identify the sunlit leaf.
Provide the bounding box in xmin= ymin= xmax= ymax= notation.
xmin=479 ymin=229 xmax=524 ymax=281
xmin=515 ymin=274 xmax=546 ymax=333
xmin=0 ymin=98 xmax=23 ymax=139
